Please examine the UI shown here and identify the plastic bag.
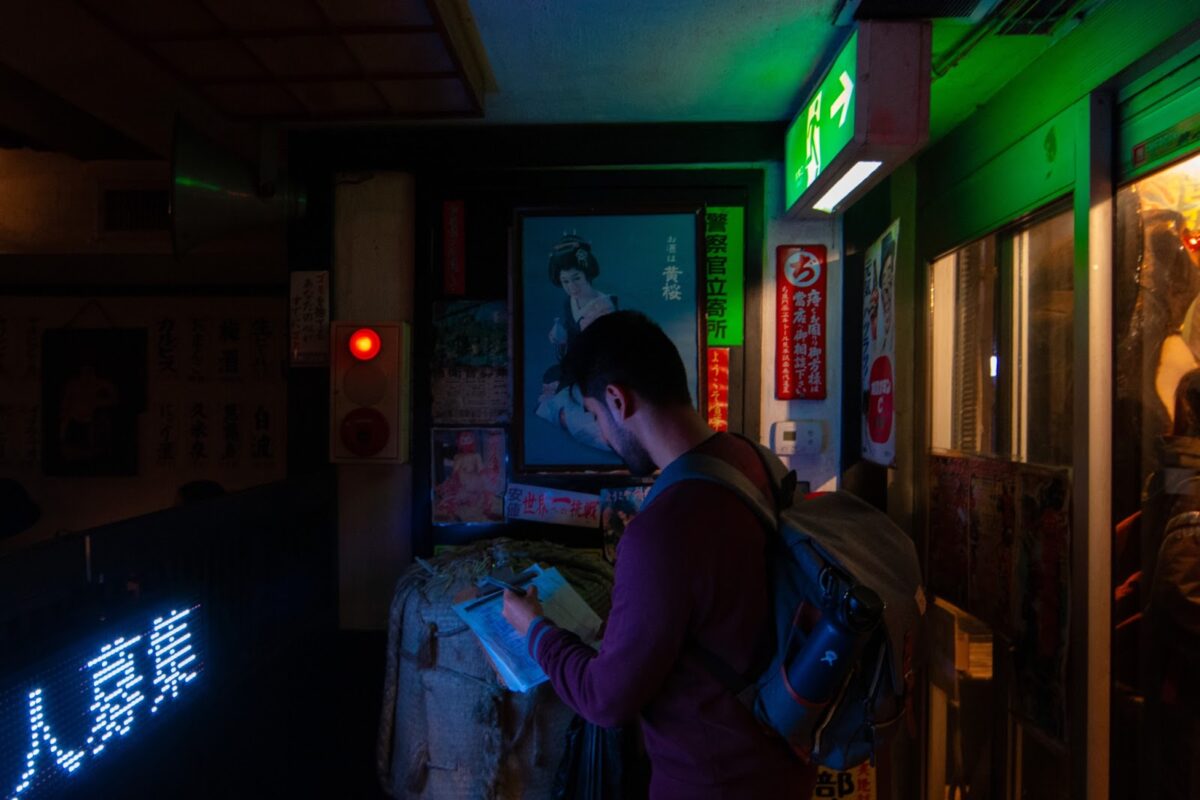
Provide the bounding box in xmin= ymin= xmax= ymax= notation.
xmin=552 ymin=715 xmax=649 ymax=800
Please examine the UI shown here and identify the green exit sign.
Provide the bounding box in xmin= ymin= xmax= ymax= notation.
xmin=786 ymin=32 xmax=859 ymax=209
xmin=783 ymin=22 xmax=930 ymax=217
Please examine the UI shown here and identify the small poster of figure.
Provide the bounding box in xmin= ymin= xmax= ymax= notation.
xmin=861 ymin=220 xmax=898 ymax=467
xmin=431 ymin=301 xmax=509 ymax=424
xmin=431 ymin=428 xmax=506 ymax=524
xmin=599 ymin=485 xmax=650 ymax=563
xmin=41 ymin=328 xmax=146 ymax=476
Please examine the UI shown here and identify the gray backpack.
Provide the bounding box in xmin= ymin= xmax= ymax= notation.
xmin=644 ymin=438 xmax=924 ymax=769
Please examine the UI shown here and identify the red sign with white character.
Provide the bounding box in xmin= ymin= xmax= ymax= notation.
xmin=707 ymin=347 xmax=730 ymax=431
xmin=776 ymin=245 xmax=827 ymax=400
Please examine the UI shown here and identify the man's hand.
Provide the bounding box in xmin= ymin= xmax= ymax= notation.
xmin=501 ymin=585 xmax=544 ymax=637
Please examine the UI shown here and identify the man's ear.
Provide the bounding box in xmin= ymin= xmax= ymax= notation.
xmin=604 ymin=383 xmax=635 ymax=421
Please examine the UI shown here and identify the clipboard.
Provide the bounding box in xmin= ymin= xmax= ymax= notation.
xmin=464 ymin=569 xmax=540 ymax=610
xmin=452 ymin=565 xmax=602 ymax=692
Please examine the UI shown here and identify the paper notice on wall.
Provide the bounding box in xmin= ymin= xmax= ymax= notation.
xmin=504 ymin=483 xmax=601 ymax=527
xmin=289 ymin=270 xmax=330 ymax=367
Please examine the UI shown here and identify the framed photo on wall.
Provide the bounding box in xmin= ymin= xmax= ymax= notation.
xmin=42 ymin=328 xmax=147 ymax=476
xmin=512 ymin=208 xmax=704 ymax=472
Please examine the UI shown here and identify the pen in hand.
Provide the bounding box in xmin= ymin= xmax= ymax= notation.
xmin=480 ymin=575 xmax=528 ymax=597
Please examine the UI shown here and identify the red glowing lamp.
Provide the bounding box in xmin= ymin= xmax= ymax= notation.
xmin=349 ymin=328 xmax=381 ymax=360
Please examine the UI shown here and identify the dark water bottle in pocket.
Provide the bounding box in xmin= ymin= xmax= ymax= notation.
xmin=756 ymin=581 xmax=884 ymax=758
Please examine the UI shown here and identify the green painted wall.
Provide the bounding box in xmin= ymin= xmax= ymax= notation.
xmin=917 ymin=0 xmax=1200 ymax=256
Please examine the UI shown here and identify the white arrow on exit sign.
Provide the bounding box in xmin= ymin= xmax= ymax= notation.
xmin=830 ymin=71 xmax=853 ymax=127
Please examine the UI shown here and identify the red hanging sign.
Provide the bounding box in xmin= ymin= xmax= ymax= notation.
xmin=776 ymin=245 xmax=827 ymax=400
xmin=707 ymin=346 xmax=730 ymax=431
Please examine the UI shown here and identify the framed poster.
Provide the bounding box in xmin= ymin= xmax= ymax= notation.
xmin=513 ymin=209 xmax=703 ymax=472
xmin=42 ymin=328 xmax=147 ymax=476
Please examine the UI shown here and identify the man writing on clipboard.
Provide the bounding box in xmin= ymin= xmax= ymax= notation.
xmin=502 ymin=311 xmax=814 ymax=799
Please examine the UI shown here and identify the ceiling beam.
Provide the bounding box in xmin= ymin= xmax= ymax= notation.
xmin=0 ymin=62 xmax=154 ymax=160
xmin=0 ymin=0 xmax=257 ymax=160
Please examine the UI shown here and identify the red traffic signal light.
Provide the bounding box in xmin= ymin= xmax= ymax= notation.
xmin=330 ymin=322 xmax=410 ymax=464
xmin=349 ymin=328 xmax=381 ymax=360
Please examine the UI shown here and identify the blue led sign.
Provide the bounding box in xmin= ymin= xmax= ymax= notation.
xmin=3 ymin=605 xmax=202 ymax=800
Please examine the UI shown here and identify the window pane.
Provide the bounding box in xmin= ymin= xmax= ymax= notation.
xmin=929 ymin=236 xmax=999 ymax=455
xmin=1111 ymin=150 xmax=1200 ymax=800
xmin=1011 ymin=210 xmax=1074 ymax=466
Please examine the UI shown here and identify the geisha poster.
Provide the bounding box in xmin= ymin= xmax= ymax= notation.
xmin=431 ymin=428 xmax=506 ymax=524
xmin=861 ymin=220 xmax=899 ymax=467
xmin=515 ymin=210 xmax=701 ymax=471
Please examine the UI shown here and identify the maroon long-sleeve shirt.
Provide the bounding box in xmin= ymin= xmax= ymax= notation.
xmin=526 ymin=433 xmax=815 ymax=799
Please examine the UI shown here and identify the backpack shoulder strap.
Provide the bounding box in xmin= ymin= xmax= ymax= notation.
xmin=643 ymin=450 xmax=778 ymax=530
xmin=729 ymin=433 xmax=798 ymax=511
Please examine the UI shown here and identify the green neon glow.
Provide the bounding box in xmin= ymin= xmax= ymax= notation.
xmin=174 ymin=175 xmax=224 ymax=192
xmin=785 ymin=31 xmax=858 ymax=209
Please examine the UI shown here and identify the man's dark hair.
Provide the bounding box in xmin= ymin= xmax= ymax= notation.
xmin=559 ymin=310 xmax=692 ymax=407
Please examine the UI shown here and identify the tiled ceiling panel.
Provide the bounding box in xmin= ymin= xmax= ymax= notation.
xmin=376 ymin=78 xmax=473 ymax=115
xmin=72 ymin=0 xmax=483 ymax=121
xmin=79 ymin=0 xmax=220 ymax=38
xmin=244 ymin=35 xmax=359 ymax=78
xmin=204 ymin=82 xmax=307 ymax=117
xmin=314 ymin=0 xmax=435 ymax=28
xmin=289 ymin=80 xmax=387 ymax=115
xmin=201 ymin=0 xmax=326 ymax=32
xmin=343 ymin=33 xmax=456 ymax=75
xmin=151 ymin=39 xmax=267 ymax=81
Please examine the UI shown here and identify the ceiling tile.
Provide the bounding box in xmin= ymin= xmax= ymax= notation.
xmin=244 ymin=35 xmax=358 ymax=77
xmin=289 ymin=80 xmax=386 ymax=115
xmin=204 ymin=82 xmax=307 ymax=117
xmin=376 ymin=78 xmax=475 ymax=115
xmin=314 ymin=0 xmax=434 ymax=28
xmin=79 ymin=0 xmax=220 ymax=38
xmin=201 ymin=0 xmax=325 ymax=32
xmin=342 ymin=33 xmax=454 ymax=75
xmin=152 ymin=40 xmax=267 ymax=81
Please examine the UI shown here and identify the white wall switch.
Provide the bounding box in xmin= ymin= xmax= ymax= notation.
xmin=773 ymin=419 xmax=824 ymax=456
xmin=772 ymin=420 xmax=798 ymax=455
xmin=795 ymin=420 xmax=824 ymax=455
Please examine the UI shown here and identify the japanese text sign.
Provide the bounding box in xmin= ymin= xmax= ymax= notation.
xmin=705 ymin=206 xmax=744 ymax=346
xmin=707 ymin=347 xmax=730 ymax=432
xmin=776 ymin=245 xmax=827 ymax=400
xmin=505 ymin=484 xmax=601 ymax=528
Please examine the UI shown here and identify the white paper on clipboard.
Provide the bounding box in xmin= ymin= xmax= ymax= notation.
xmin=452 ymin=565 xmax=602 ymax=692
